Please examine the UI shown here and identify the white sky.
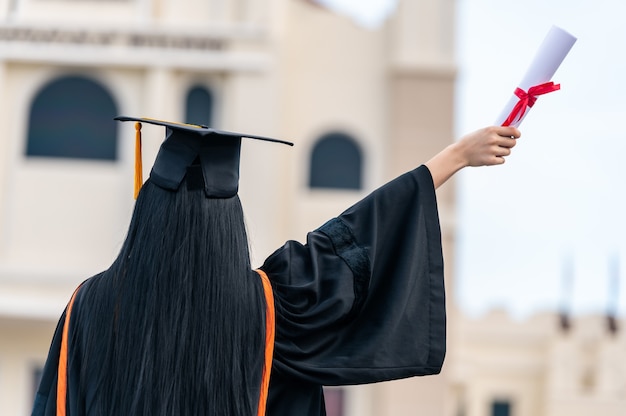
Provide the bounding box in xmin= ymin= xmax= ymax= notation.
xmin=324 ymin=0 xmax=626 ymax=319
xmin=315 ymin=0 xmax=397 ymax=28
xmin=455 ymin=0 xmax=626 ymax=319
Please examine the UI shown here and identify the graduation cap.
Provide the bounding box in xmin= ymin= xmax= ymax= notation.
xmin=115 ymin=116 xmax=293 ymax=199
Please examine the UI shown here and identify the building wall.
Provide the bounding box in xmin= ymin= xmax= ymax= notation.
xmin=455 ymin=311 xmax=626 ymax=416
xmin=0 ymin=317 xmax=57 ymax=416
xmin=0 ymin=0 xmax=458 ymax=415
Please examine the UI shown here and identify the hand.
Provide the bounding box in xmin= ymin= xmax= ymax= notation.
xmin=425 ymin=126 xmax=521 ymax=189
xmin=455 ymin=126 xmax=520 ymax=167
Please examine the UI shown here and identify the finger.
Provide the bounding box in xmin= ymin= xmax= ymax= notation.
xmin=497 ymin=147 xmax=512 ymax=157
xmin=490 ymin=155 xmax=506 ymax=165
xmin=497 ymin=136 xmax=517 ymax=148
xmin=496 ymin=126 xmax=521 ymax=139
xmin=482 ymin=153 xmax=506 ymax=166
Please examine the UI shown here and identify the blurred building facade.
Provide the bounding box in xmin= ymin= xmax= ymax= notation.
xmin=0 ymin=1 xmax=623 ymax=416
xmin=0 ymin=0 xmax=457 ymax=414
xmin=453 ymin=311 xmax=625 ymax=416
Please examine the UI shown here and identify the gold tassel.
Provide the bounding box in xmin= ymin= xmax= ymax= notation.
xmin=134 ymin=122 xmax=143 ymax=199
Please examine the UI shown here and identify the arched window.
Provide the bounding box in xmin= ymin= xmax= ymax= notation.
xmin=491 ymin=400 xmax=512 ymax=416
xmin=185 ymin=85 xmax=213 ymax=126
xmin=26 ymin=75 xmax=118 ymax=160
xmin=309 ymin=132 xmax=362 ymax=190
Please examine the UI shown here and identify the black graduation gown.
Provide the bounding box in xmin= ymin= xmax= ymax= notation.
xmin=262 ymin=165 xmax=446 ymax=415
xmin=32 ymin=165 xmax=446 ymax=416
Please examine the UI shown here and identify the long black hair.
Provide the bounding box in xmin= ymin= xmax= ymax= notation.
xmin=77 ymin=177 xmax=266 ymax=415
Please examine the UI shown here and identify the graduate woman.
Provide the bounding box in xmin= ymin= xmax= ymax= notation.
xmin=32 ymin=117 xmax=519 ymax=416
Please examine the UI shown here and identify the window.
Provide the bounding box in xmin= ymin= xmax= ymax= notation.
xmin=185 ymin=85 xmax=213 ymax=126
xmin=26 ymin=75 xmax=118 ymax=160
xmin=309 ymin=132 xmax=362 ymax=190
xmin=492 ymin=400 xmax=511 ymax=416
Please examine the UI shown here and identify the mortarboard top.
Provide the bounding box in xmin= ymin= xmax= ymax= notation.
xmin=115 ymin=116 xmax=293 ymax=199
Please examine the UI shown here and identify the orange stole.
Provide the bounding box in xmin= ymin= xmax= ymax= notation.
xmin=255 ymin=269 xmax=276 ymax=416
xmin=55 ymin=272 xmax=275 ymax=416
xmin=56 ymin=285 xmax=82 ymax=416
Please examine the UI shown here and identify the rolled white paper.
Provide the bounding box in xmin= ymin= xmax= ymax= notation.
xmin=495 ymin=25 xmax=577 ymax=127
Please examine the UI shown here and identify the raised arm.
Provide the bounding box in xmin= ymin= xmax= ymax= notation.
xmin=425 ymin=126 xmax=521 ymax=189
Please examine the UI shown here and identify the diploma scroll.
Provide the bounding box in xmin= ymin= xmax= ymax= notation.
xmin=496 ymin=26 xmax=577 ymax=127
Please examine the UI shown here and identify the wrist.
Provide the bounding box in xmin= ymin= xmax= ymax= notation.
xmin=445 ymin=141 xmax=469 ymax=172
xmin=424 ymin=141 xmax=468 ymax=189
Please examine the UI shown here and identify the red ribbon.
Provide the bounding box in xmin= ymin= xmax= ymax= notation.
xmin=501 ymin=81 xmax=561 ymax=126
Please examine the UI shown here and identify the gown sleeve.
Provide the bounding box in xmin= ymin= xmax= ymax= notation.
xmin=260 ymin=165 xmax=446 ymax=387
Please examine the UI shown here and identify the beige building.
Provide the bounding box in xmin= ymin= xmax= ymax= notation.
xmin=0 ymin=1 xmax=457 ymax=414
xmin=454 ymin=310 xmax=626 ymax=416
xmin=1 ymin=1 xmax=623 ymax=416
